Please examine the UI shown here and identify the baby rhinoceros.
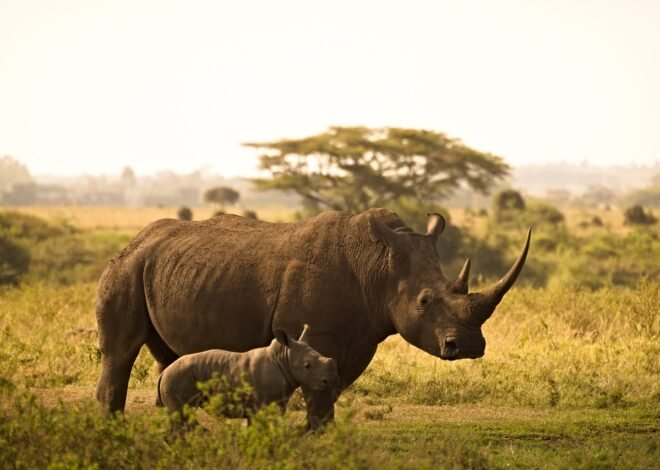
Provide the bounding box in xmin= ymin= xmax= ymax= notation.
xmin=157 ymin=324 xmax=338 ymax=426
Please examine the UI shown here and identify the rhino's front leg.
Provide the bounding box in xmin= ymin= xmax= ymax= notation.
xmin=301 ymin=384 xmax=337 ymax=430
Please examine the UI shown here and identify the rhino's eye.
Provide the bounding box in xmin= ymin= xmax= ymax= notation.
xmin=304 ymin=361 xmax=311 ymax=369
xmin=417 ymin=289 xmax=434 ymax=309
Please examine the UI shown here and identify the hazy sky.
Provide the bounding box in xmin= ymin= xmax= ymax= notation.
xmin=1 ymin=0 xmax=659 ymax=177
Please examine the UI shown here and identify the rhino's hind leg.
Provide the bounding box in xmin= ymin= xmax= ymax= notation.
xmin=145 ymin=331 xmax=179 ymax=407
xmin=145 ymin=330 xmax=179 ymax=374
xmin=95 ymin=271 xmax=150 ymax=414
xmin=96 ymin=345 xmax=142 ymax=414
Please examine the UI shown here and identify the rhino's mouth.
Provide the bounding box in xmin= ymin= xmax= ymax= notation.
xmin=439 ymin=337 xmax=459 ymax=360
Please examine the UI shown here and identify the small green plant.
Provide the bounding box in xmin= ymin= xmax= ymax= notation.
xmin=547 ymin=378 xmax=560 ymax=407
xmin=363 ymin=404 xmax=393 ymax=420
xmin=198 ymin=373 xmax=255 ymax=419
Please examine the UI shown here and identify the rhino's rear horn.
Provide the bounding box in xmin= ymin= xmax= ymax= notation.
xmin=471 ymin=227 xmax=531 ymax=321
xmin=426 ymin=213 xmax=446 ymax=241
xmin=453 ymin=258 xmax=471 ymax=294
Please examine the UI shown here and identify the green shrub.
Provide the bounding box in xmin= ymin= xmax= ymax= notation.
xmin=26 ymin=230 xmax=132 ymax=284
xmin=494 ymin=189 xmax=526 ymax=211
xmin=492 ymin=189 xmax=526 ymax=222
xmin=0 ymin=211 xmax=71 ymax=241
xmin=0 ymin=234 xmax=30 ymax=285
xmin=0 ymin=211 xmax=131 ymax=284
xmin=624 ymin=205 xmax=657 ymax=225
xmin=552 ymin=229 xmax=660 ymax=289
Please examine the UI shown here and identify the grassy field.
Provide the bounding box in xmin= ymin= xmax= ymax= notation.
xmin=0 ymin=205 xmax=658 ymax=468
xmin=6 ymin=204 xmax=297 ymax=230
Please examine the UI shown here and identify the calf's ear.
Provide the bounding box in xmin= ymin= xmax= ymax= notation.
xmin=273 ymin=328 xmax=289 ymax=347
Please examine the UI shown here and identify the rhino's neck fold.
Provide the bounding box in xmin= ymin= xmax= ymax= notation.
xmin=346 ymin=212 xmax=399 ymax=341
xmin=272 ymin=343 xmax=299 ymax=391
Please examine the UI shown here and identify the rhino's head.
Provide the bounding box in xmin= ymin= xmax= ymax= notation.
xmin=369 ymin=213 xmax=530 ymax=361
xmin=274 ymin=324 xmax=339 ymax=390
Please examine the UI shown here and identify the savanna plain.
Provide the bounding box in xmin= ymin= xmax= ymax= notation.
xmin=0 ymin=204 xmax=658 ymax=469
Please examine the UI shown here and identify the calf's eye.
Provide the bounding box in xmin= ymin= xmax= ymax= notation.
xmin=304 ymin=361 xmax=311 ymax=369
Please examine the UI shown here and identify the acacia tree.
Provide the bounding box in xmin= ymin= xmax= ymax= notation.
xmin=245 ymin=126 xmax=509 ymax=213
xmin=203 ymin=186 xmax=240 ymax=210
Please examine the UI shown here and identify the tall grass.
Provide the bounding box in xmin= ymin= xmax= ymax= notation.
xmin=349 ymin=281 xmax=659 ymax=410
xmin=0 ymin=206 xmax=658 ymax=467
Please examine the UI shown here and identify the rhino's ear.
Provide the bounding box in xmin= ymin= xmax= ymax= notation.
xmin=273 ymin=328 xmax=290 ymax=347
xmin=426 ymin=213 xmax=446 ymax=241
xmin=368 ymin=216 xmax=402 ymax=249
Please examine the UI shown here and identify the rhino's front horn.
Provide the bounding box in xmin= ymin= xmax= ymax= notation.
xmin=470 ymin=228 xmax=531 ymax=321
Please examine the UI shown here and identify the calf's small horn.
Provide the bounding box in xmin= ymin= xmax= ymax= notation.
xmin=298 ymin=323 xmax=311 ymax=343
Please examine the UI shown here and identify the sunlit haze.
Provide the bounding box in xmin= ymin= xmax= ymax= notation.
xmin=1 ymin=0 xmax=659 ymax=177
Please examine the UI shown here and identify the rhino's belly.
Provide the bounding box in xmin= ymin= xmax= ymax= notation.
xmin=144 ymin=257 xmax=280 ymax=355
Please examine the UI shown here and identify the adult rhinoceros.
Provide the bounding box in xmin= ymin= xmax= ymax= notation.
xmin=96 ymin=208 xmax=530 ymax=428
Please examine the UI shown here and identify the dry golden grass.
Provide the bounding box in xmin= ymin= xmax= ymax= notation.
xmin=0 ymin=205 xmax=297 ymax=231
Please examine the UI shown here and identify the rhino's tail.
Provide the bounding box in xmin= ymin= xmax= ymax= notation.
xmin=155 ymin=372 xmax=164 ymax=407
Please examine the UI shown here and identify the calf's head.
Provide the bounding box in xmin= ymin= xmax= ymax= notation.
xmin=369 ymin=213 xmax=531 ymax=360
xmin=274 ymin=324 xmax=339 ymax=390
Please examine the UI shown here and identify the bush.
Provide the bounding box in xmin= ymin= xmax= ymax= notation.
xmin=0 ymin=234 xmax=30 ymax=285
xmin=0 ymin=211 xmax=70 ymax=241
xmin=177 ymin=206 xmax=193 ymax=221
xmin=0 ymin=386 xmax=379 ymax=469
xmin=531 ymin=203 xmax=565 ymax=225
xmin=551 ymin=230 xmax=660 ymax=289
xmin=493 ymin=189 xmax=525 ymax=221
xmin=624 ymin=205 xmax=657 ymax=225
xmin=26 ymin=230 xmax=131 ymax=284
xmin=0 ymin=211 xmax=130 ymax=285
xmin=243 ymin=209 xmax=258 ymax=219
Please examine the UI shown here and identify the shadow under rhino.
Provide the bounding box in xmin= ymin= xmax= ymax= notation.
xmin=95 ymin=208 xmax=530 ymax=429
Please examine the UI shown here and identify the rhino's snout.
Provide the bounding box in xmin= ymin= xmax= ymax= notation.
xmin=321 ymin=359 xmax=339 ymax=388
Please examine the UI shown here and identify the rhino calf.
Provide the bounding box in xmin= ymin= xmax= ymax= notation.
xmin=157 ymin=324 xmax=338 ymax=425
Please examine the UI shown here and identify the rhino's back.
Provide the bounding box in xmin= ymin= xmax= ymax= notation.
xmin=111 ymin=212 xmax=358 ymax=355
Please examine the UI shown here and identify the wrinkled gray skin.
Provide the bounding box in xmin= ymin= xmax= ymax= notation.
xmin=158 ymin=324 xmax=339 ymax=421
xmin=96 ymin=208 xmax=530 ymax=428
